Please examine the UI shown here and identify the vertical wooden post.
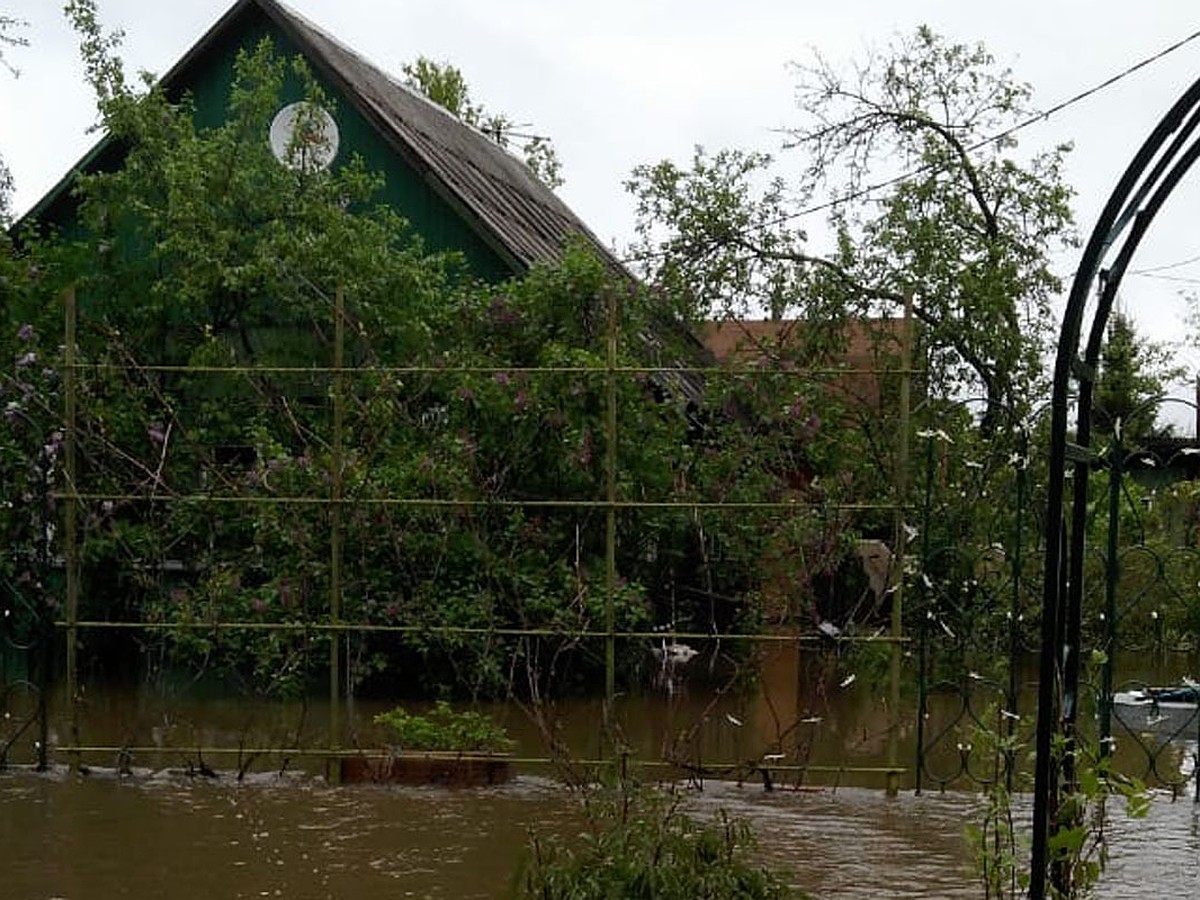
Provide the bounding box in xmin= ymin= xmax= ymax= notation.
xmin=63 ymin=285 xmax=81 ymax=770
xmin=604 ymin=289 xmax=618 ymax=705
xmin=886 ymin=293 xmax=914 ymax=798
xmin=329 ymin=286 xmax=345 ymax=777
xmin=1098 ymin=430 xmax=1122 ymax=756
xmin=1006 ymin=428 xmax=1027 ymax=791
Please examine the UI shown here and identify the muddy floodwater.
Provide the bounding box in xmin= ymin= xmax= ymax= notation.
xmin=2 ymin=768 xmax=1200 ymax=898
xmin=4 ymin=645 xmax=1200 ymax=897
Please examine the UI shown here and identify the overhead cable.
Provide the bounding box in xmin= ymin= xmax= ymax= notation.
xmin=621 ymin=26 xmax=1200 ymax=265
xmin=787 ymin=26 xmax=1200 ymax=222
xmin=1128 ymin=251 xmax=1200 ymax=275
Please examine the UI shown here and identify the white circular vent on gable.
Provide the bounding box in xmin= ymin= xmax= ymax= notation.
xmin=269 ymin=102 xmax=340 ymax=171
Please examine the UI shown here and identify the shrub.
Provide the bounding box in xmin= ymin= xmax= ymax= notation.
xmin=510 ymin=782 xmax=796 ymax=899
xmin=373 ymin=701 xmax=514 ymax=753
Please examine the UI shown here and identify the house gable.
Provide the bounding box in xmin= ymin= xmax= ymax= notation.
xmin=15 ymin=0 xmax=712 ymax=398
xmin=19 ymin=0 xmax=620 ymax=285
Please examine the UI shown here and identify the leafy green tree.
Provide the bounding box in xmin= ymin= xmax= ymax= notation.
xmin=0 ymin=156 xmax=11 ymax=227
xmin=1094 ymin=311 xmax=1182 ymax=442
xmin=0 ymin=12 xmax=28 ymax=226
xmin=403 ymin=55 xmax=563 ymax=189
xmin=628 ymin=26 xmax=1076 ymax=434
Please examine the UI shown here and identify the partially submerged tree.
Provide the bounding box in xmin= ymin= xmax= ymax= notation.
xmin=628 ymin=26 xmax=1077 ymax=433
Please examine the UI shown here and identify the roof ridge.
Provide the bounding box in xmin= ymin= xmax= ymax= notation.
xmin=16 ymin=0 xmax=626 ymax=278
xmin=260 ymin=0 xmax=506 ymax=147
xmin=254 ymin=0 xmax=608 ymax=271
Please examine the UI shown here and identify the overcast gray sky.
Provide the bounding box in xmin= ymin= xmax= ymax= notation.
xmin=4 ymin=1 xmax=1200 ymax=418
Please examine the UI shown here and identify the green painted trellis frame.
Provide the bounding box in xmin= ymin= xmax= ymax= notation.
xmin=35 ymin=281 xmax=922 ymax=787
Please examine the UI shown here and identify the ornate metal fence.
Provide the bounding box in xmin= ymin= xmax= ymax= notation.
xmin=911 ymin=401 xmax=1200 ymax=803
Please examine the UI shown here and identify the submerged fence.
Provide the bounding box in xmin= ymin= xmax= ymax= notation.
xmin=912 ymin=404 xmax=1200 ymax=798
xmin=2 ymin=284 xmax=1199 ymax=793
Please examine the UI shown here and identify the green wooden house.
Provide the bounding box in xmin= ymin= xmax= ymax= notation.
xmin=3 ymin=0 xmax=724 ymax=698
xmin=19 ymin=0 xmax=620 ymax=285
xmin=16 ymin=0 xmax=706 ymax=404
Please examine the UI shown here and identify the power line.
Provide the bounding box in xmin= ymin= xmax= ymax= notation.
xmin=786 ymin=26 xmax=1200 ymax=222
xmin=1126 ymin=271 xmax=1200 ymax=285
xmin=624 ymin=25 xmax=1200 ymax=267
xmin=1129 ymin=251 xmax=1200 ymax=275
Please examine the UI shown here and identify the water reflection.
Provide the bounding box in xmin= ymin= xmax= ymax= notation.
xmin=1112 ymin=692 xmax=1200 ymax=795
xmin=0 ymin=770 xmax=573 ymax=899
xmin=5 ymin=643 xmax=914 ymax=788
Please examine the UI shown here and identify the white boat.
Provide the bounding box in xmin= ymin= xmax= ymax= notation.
xmin=651 ymin=640 xmax=699 ymax=665
xmin=1112 ymin=683 xmax=1200 ymax=731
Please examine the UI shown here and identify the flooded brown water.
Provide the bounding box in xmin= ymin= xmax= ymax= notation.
xmin=3 ymin=645 xmax=1200 ymax=897
xmin=2 ymin=767 xmax=1199 ymax=898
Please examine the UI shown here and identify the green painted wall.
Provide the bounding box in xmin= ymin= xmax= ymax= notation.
xmin=176 ymin=7 xmax=513 ymax=284
xmin=31 ymin=5 xmax=514 ymax=285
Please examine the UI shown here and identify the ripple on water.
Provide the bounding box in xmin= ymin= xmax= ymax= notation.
xmin=3 ymin=770 xmax=1200 ymax=897
xmin=686 ymin=784 xmax=978 ymax=898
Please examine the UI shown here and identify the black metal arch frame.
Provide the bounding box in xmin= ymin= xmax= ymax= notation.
xmin=1032 ymin=75 xmax=1200 ymax=898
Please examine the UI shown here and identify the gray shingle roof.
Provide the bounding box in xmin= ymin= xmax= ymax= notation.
xmin=233 ymin=0 xmax=622 ymax=274
xmin=16 ymin=0 xmax=710 ymax=404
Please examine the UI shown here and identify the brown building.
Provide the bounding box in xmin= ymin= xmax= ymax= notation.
xmin=700 ymin=317 xmax=913 ymax=414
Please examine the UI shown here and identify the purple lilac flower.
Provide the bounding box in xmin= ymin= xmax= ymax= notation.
xmin=489 ymin=296 xmax=517 ymax=325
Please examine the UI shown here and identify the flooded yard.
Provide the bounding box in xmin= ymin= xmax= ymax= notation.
xmin=2 ymin=767 xmax=1199 ymax=898
xmin=4 ymin=645 xmax=1200 ymax=897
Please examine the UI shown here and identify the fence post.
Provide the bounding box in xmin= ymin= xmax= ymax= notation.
xmin=1006 ymin=426 xmax=1027 ymax=788
xmin=604 ymin=289 xmax=618 ymax=705
xmin=887 ymin=293 xmax=914 ymax=797
xmin=63 ymin=285 xmax=81 ymax=771
xmin=914 ymin=432 xmax=936 ymax=794
xmin=1099 ymin=428 xmax=1123 ymax=755
xmin=328 ymin=286 xmax=345 ymax=776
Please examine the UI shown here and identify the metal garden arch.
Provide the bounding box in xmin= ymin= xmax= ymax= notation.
xmin=1032 ymin=75 xmax=1200 ymax=897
